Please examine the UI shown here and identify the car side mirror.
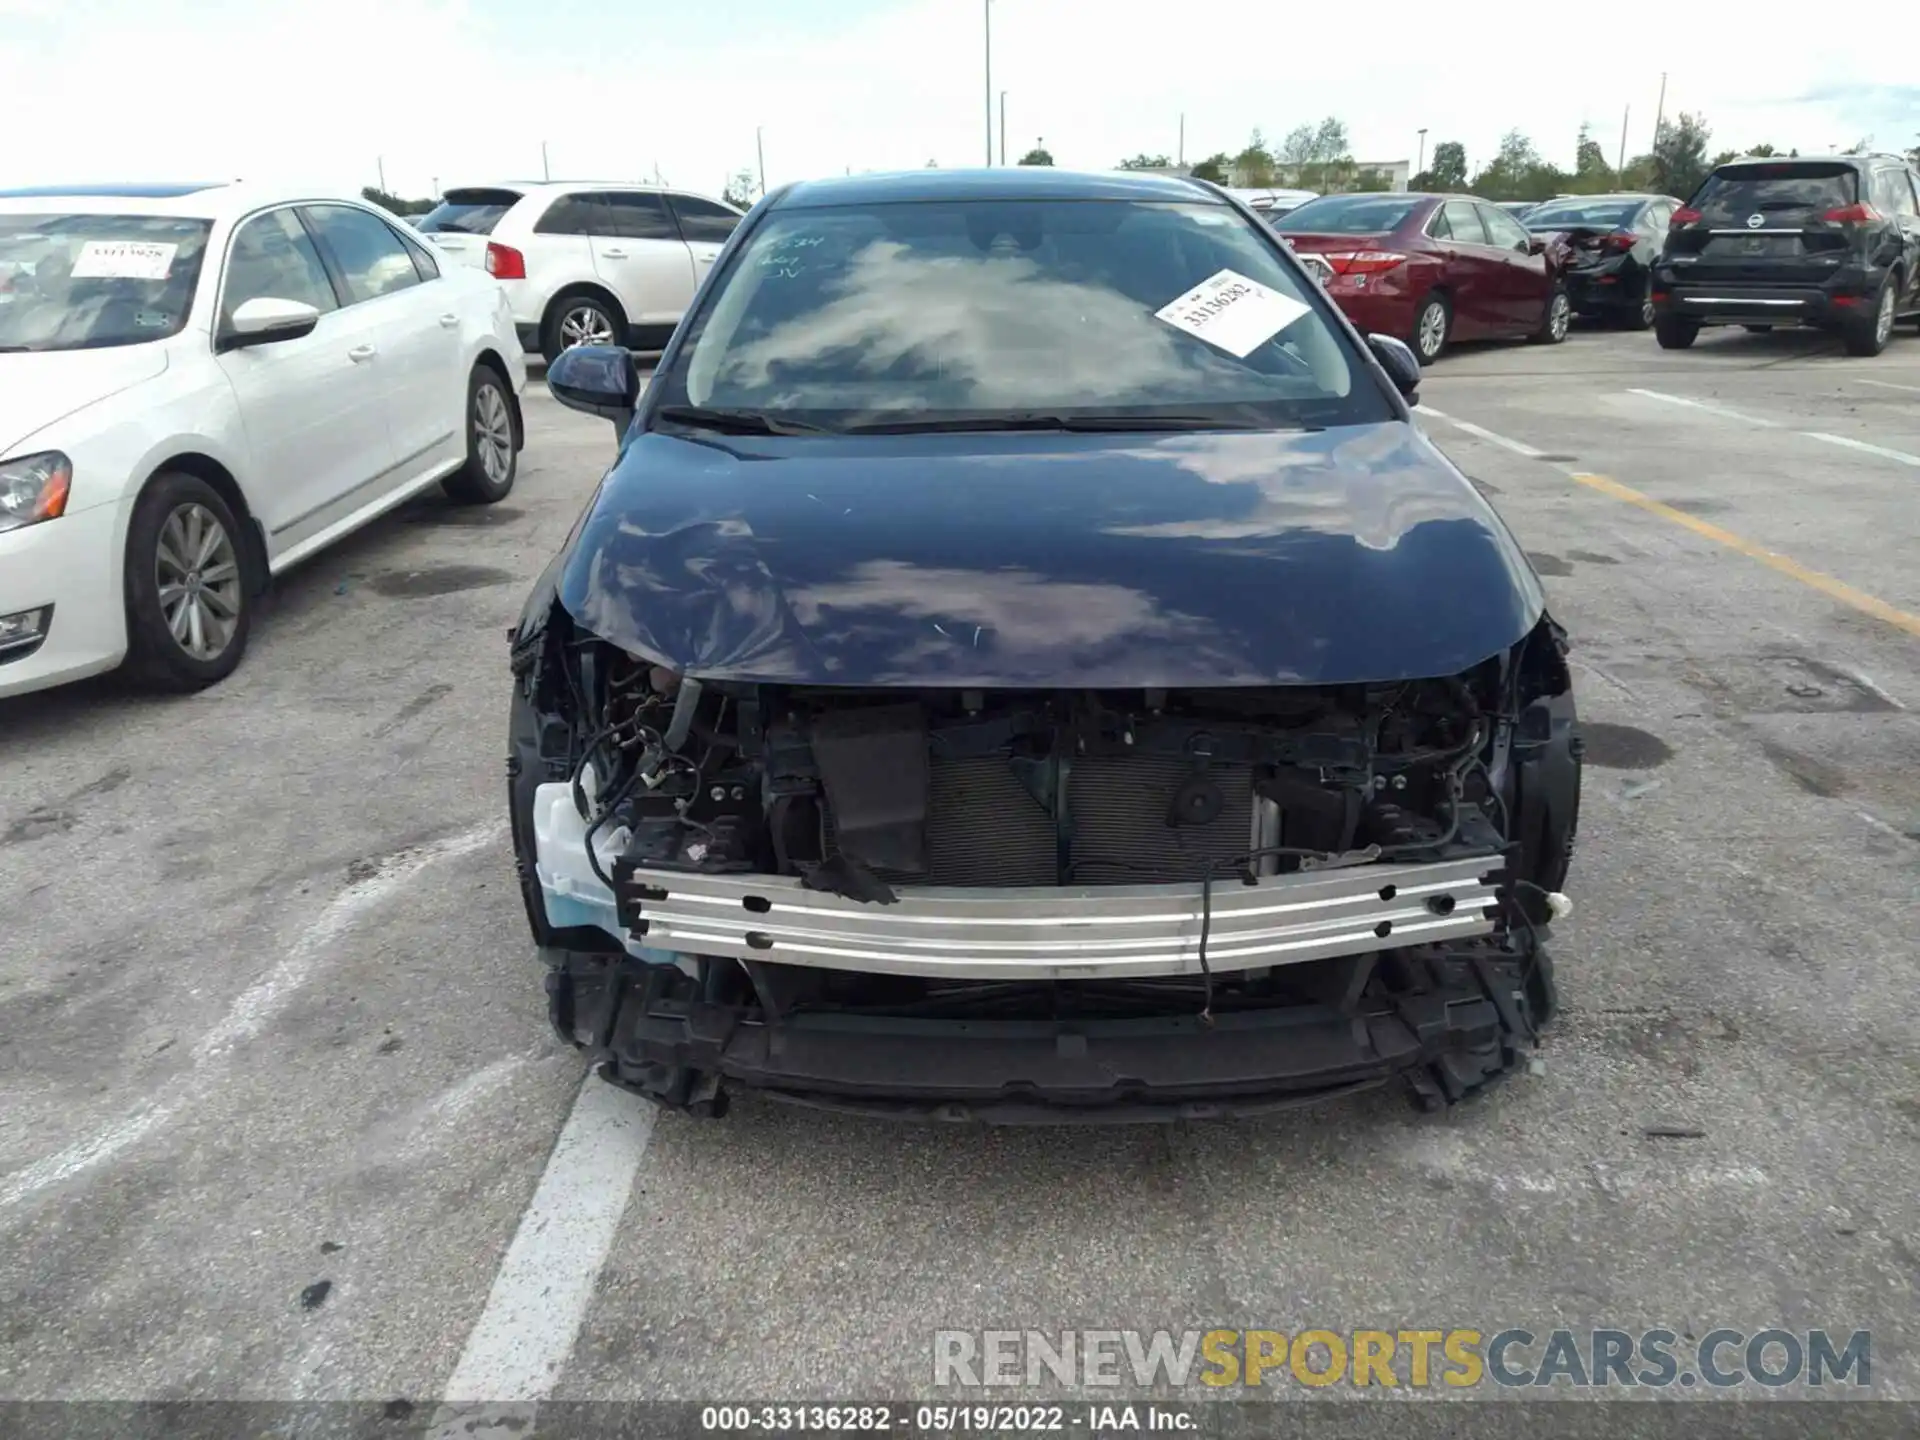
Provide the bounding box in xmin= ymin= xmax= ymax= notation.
xmin=547 ymin=344 xmax=641 ymax=437
xmin=1367 ymin=333 xmax=1421 ymax=401
xmin=221 ymin=296 xmax=321 ymax=351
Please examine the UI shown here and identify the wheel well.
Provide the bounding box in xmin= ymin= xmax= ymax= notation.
xmin=144 ymin=453 xmax=269 ymax=595
xmin=472 ymin=347 xmax=524 ymax=449
xmin=543 ymin=283 xmax=626 ymax=339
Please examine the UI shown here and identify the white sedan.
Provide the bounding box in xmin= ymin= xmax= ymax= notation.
xmin=0 ymin=181 xmax=528 ymax=699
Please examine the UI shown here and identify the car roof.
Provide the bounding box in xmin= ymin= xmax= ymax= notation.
xmin=440 ymin=180 xmax=689 ymax=196
xmin=0 ymin=182 xmax=230 ymax=199
xmin=0 ymin=182 xmax=395 ymax=220
xmin=770 ymin=167 xmax=1215 ymax=209
xmin=1529 ymin=193 xmax=1660 ymax=204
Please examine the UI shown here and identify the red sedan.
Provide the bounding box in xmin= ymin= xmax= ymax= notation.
xmin=1272 ymin=192 xmax=1570 ymax=363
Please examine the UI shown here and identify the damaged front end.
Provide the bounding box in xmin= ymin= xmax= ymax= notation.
xmin=507 ymin=606 xmax=1581 ymax=1122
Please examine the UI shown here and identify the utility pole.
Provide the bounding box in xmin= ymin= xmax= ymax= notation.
xmin=983 ymin=0 xmax=993 ymax=165
xmin=431 ymin=176 xmax=439 ymax=197
xmin=377 ymin=156 xmax=387 ymax=193
xmin=1652 ymin=72 xmax=1668 ymax=145
xmin=541 ymin=141 xmax=551 ymax=181
xmin=1178 ymin=113 xmax=1185 ymax=166
xmin=1618 ymin=105 xmax=1630 ymax=172
xmin=1416 ymin=128 xmax=1427 ymax=175
xmin=999 ymin=92 xmax=1007 ymax=167
xmin=756 ymin=126 xmax=766 ymax=196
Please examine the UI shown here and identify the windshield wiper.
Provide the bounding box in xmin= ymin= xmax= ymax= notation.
xmin=653 ymin=404 xmax=834 ymax=436
xmin=844 ymin=412 xmax=1282 ymax=435
xmin=0 ymin=345 xmax=34 ymax=354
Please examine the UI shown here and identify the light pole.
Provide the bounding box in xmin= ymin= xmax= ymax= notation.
xmin=756 ymin=126 xmax=766 ymax=196
xmin=541 ymin=140 xmax=551 ymax=181
xmin=1652 ymin=72 xmax=1668 ymax=143
xmin=999 ymin=92 xmax=1007 ymax=167
xmin=983 ymin=0 xmax=993 ymax=165
xmin=377 ymin=156 xmax=387 ymax=193
xmin=1416 ymin=129 xmax=1427 ymax=176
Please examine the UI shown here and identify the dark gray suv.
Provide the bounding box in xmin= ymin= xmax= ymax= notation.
xmin=1652 ymin=153 xmax=1920 ymax=356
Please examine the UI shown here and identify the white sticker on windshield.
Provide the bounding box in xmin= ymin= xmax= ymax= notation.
xmin=1154 ymin=268 xmax=1310 ymax=357
xmin=70 ymin=241 xmax=177 ymax=281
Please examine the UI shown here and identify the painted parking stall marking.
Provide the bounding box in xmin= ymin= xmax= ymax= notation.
xmin=1414 ymin=407 xmax=1920 ymax=642
xmin=1154 ymin=268 xmax=1310 ymax=356
xmin=1625 ymin=388 xmax=1920 ymax=471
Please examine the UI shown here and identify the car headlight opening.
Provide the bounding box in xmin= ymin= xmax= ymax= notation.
xmin=0 ymin=451 xmax=72 ymax=534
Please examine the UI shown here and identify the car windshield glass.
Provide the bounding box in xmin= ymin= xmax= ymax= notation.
xmin=1692 ymin=165 xmax=1855 ymax=222
xmin=1525 ymin=201 xmax=1636 ymax=228
xmin=417 ymin=189 xmax=521 ymax=234
xmin=653 ymin=198 xmax=1387 ymax=431
xmin=0 ymin=213 xmax=211 ymax=352
xmin=1273 ymin=195 xmax=1420 ymax=233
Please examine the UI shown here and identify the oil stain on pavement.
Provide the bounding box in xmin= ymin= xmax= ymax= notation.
xmin=1578 ymin=722 xmax=1675 ymax=770
xmin=368 ymin=566 xmax=515 ymax=599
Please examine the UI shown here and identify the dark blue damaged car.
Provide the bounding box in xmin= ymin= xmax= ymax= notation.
xmin=506 ymin=168 xmax=1582 ymax=1123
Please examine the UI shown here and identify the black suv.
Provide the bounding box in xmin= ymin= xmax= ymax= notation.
xmin=1652 ymin=154 xmax=1920 ymax=355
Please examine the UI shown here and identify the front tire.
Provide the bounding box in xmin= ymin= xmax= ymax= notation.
xmin=1411 ymin=294 xmax=1450 ymax=364
xmin=442 ymin=365 xmax=519 ymax=505
xmin=1529 ymin=285 xmax=1571 ymax=344
xmin=540 ymin=291 xmax=624 ymax=365
xmin=1655 ymin=315 xmax=1700 ymax=349
xmin=1843 ymin=276 xmax=1897 ymax=357
xmin=122 ymin=473 xmax=251 ymax=692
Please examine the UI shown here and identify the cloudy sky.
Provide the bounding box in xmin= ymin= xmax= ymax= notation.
xmin=5 ymin=0 xmax=1915 ymax=201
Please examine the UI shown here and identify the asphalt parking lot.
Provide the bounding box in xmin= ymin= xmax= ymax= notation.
xmin=3 ymin=325 xmax=1918 ymax=1424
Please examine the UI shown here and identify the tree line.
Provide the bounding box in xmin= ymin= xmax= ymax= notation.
xmin=1119 ymin=118 xmax=1391 ymax=192
xmin=1408 ymin=116 xmax=1908 ymax=202
xmin=1115 ymin=113 xmax=1919 ymax=203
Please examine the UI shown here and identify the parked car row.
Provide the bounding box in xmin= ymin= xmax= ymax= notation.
xmin=1267 ymin=151 xmax=1920 ymax=363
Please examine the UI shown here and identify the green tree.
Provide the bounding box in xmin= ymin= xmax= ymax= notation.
xmin=1018 ymin=146 xmax=1054 ymax=167
xmin=1426 ymin=140 xmax=1467 ymax=190
xmin=1650 ymin=112 xmax=1713 ymax=199
xmin=1568 ymin=124 xmax=1614 ymax=193
xmin=1190 ymin=152 xmax=1231 ymax=184
xmin=1277 ymin=117 xmax=1353 ymax=190
xmin=1347 ymin=167 xmax=1390 ymax=192
xmin=1233 ymin=128 xmax=1276 ymax=186
xmin=1117 ymin=153 xmax=1173 ymax=170
xmin=722 ymin=169 xmax=757 ymax=209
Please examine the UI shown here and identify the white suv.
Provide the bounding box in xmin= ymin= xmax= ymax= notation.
xmin=417 ymin=182 xmax=745 ymax=361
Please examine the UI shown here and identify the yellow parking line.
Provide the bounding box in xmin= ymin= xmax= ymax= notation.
xmin=1570 ymin=472 xmax=1920 ymax=640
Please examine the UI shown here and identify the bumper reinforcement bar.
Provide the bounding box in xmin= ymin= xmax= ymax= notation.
xmin=618 ymin=855 xmax=1502 ymax=980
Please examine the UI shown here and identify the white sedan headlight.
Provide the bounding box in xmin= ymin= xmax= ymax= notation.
xmin=0 ymin=451 xmax=71 ymax=534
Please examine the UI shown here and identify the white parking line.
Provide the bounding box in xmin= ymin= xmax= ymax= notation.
xmin=1415 ymin=407 xmax=1545 ymax=459
xmin=1856 ymin=378 xmax=1920 ymax=395
xmin=1625 ymin=389 xmax=1778 ymax=427
xmin=1800 ymin=432 xmax=1920 ymax=469
xmin=440 ymin=1073 xmax=656 ymax=1404
xmin=0 ymin=820 xmax=508 ymax=1213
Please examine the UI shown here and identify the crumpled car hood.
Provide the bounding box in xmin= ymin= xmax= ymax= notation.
xmin=536 ymin=420 xmax=1544 ymax=687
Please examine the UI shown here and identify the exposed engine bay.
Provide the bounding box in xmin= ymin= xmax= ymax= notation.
xmin=508 ymin=607 xmax=1581 ymax=1121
